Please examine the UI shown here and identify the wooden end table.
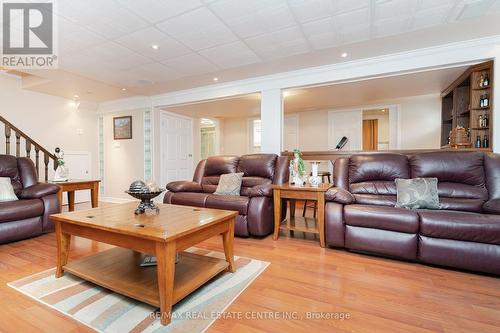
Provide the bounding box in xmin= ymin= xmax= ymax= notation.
xmin=272 ymin=183 xmax=332 ymax=247
xmin=50 ymin=202 xmax=237 ymax=326
xmin=51 ymin=179 xmax=100 ymax=211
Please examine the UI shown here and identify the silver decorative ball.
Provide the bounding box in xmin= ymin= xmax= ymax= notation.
xmin=129 ymin=180 xmax=147 ymax=192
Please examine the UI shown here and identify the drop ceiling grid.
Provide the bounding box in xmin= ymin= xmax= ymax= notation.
xmin=29 ymin=0 xmax=500 ymax=87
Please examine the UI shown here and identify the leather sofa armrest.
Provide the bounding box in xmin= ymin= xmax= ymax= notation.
xmin=483 ymin=199 xmax=500 ymax=214
xmin=325 ymin=187 xmax=355 ymax=204
xmin=166 ymin=181 xmax=202 ymax=193
xmin=247 ymin=184 xmax=272 ymax=198
xmin=19 ymin=183 xmax=60 ymax=199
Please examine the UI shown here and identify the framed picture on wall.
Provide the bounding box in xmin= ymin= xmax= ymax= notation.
xmin=113 ymin=116 xmax=132 ymax=140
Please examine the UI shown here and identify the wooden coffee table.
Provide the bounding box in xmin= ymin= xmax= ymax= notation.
xmin=50 ymin=202 xmax=237 ymax=325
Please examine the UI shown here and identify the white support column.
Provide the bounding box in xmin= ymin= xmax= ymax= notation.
xmin=493 ymin=55 xmax=500 ymax=153
xmin=260 ymin=89 xmax=283 ymax=154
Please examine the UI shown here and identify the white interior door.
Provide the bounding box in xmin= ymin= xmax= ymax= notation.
xmin=161 ymin=112 xmax=193 ymax=187
xmin=328 ymin=110 xmax=362 ymax=150
xmin=283 ymin=114 xmax=299 ymax=151
xmin=63 ymin=151 xmax=91 ymax=204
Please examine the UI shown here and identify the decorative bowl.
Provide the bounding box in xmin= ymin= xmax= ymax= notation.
xmin=125 ymin=189 xmax=165 ymax=214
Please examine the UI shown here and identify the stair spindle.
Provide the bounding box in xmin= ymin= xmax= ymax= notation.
xmin=5 ymin=125 xmax=11 ymax=155
xmin=25 ymin=140 xmax=31 ymax=158
xmin=35 ymin=147 xmax=40 ymax=180
xmin=44 ymin=152 xmax=49 ymax=182
xmin=15 ymin=132 xmax=21 ymax=157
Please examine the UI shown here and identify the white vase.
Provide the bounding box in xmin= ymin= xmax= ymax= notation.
xmin=308 ymin=161 xmax=321 ymax=187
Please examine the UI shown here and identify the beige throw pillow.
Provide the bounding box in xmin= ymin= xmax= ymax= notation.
xmin=214 ymin=173 xmax=244 ymax=196
xmin=0 ymin=177 xmax=18 ymax=202
xmin=395 ymin=178 xmax=440 ymax=210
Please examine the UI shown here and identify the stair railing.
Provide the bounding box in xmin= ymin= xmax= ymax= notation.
xmin=0 ymin=115 xmax=57 ymax=182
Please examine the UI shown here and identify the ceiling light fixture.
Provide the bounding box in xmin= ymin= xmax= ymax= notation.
xmin=73 ymin=94 xmax=79 ymax=100
xmin=341 ymin=52 xmax=348 ymax=58
xmin=151 ymin=44 xmax=159 ymax=50
xmin=213 ymin=77 xmax=218 ymax=82
xmin=122 ymin=88 xmax=127 ymax=91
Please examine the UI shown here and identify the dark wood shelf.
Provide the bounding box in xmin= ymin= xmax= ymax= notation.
xmin=441 ymin=61 xmax=493 ymax=149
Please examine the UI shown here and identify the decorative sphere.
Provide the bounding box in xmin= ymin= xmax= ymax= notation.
xmin=129 ymin=180 xmax=147 ymax=192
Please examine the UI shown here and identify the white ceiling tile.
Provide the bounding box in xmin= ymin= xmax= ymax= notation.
xmin=161 ymin=53 xmax=218 ymax=76
xmin=245 ymin=26 xmax=310 ymax=60
xmin=79 ymin=42 xmax=153 ymax=70
xmin=57 ymin=0 xmax=149 ymax=39
xmin=301 ymin=18 xmax=342 ymax=50
xmin=412 ymin=7 xmax=450 ymax=29
xmin=116 ymin=0 xmax=203 ymax=23
xmin=288 ymin=0 xmax=369 ymax=23
xmin=58 ymin=18 xmax=107 ymax=54
xmin=156 ymin=7 xmax=237 ymax=50
xmin=209 ymin=0 xmax=296 ymax=38
xmin=373 ymin=18 xmax=408 ymax=38
xmin=199 ymin=41 xmax=260 ymax=69
xmin=457 ymin=0 xmax=498 ymax=20
xmin=115 ymin=27 xmax=192 ymax=61
xmin=340 ymin=25 xmax=370 ymax=44
xmin=126 ymin=62 xmax=184 ymax=83
xmin=374 ymin=0 xmax=413 ymax=21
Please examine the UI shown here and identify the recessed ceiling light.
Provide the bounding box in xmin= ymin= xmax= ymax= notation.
xmin=121 ymin=88 xmax=127 ymax=91
xmin=73 ymin=94 xmax=79 ymax=99
xmin=213 ymin=77 xmax=218 ymax=82
xmin=341 ymin=52 xmax=348 ymax=58
xmin=151 ymin=44 xmax=159 ymax=50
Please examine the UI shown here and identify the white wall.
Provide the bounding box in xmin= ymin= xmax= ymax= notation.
xmin=284 ymin=94 xmax=442 ymax=151
xmin=0 ymin=73 xmax=98 ymax=180
xmin=102 ymin=109 xmax=145 ymax=200
xmin=220 ymin=117 xmax=250 ymax=155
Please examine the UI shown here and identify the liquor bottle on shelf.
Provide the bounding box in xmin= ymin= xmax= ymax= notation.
xmin=483 ymin=93 xmax=489 ymax=107
xmin=483 ymin=135 xmax=489 ymax=148
xmin=480 ymin=94 xmax=484 ymax=108
xmin=478 ymin=115 xmax=484 ymax=128
xmin=484 ymin=74 xmax=489 ymax=87
xmin=479 ymin=74 xmax=484 ymax=87
xmin=484 ymin=114 xmax=489 ymax=128
xmin=475 ymin=135 xmax=482 ymax=148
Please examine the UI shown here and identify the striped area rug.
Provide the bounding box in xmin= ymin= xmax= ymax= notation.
xmin=8 ymin=248 xmax=269 ymax=333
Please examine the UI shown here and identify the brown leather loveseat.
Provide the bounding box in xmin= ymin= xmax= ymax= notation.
xmin=325 ymin=151 xmax=500 ymax=275
xmin=0 ymin=155 xmax=61 ymax=244
xmin=164 ymin=154 xmax=288 ymax=237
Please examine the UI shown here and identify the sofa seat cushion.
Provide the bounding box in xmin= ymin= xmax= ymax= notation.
xmin=205 ymin=195 xmax=249 ymax=215
xmin=0 ymin=199 xmax=44 ymax=223
xmin=419 ymin=210 xmax=500 ymax=245
xmin=169 ymin=192 xmax=209 ymax=207
xmin=345 ymin=204 xmax=419 ymax=234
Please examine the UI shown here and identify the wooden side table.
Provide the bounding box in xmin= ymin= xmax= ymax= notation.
xmin=51 ymin=179 xmax=101 ymax=212
xmin=272 ymin=183 xmax=332 ymax=247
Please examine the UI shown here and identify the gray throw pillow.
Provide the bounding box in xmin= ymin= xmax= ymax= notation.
xmin=0 ymin=177 xmax=18 ymax=202
xmin=214 ymin=172 xmax=244 ymax=196
xmin=395 ymin=178 xmax=440 ymax=210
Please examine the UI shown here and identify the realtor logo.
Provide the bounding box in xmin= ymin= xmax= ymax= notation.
xmin=1 ymin=1 xmax=58 ymax=69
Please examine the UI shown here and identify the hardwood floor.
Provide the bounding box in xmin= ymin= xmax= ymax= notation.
xmin=1 ymin=202 xmax=500 ymax=332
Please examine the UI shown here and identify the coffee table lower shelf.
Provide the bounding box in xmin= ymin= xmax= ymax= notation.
xmin=63 ymin=247 xmax=229 ymax=307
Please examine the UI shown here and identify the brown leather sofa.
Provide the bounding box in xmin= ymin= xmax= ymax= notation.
xmin=0 ymin=155 xmax=61 ymax=244
xmin=164 ymin=154 xmax=289 ymax=237
xmin=325 ymin=151 xmax=500 ymax=275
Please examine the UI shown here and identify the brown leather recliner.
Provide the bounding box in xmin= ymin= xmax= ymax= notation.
xmin=325 ymin=151 xmax=500 ymax=275
xmin=164 ymin=154 xmax=289 ymax=237
xmin=0 ymin=155 xmax=61 ymax=244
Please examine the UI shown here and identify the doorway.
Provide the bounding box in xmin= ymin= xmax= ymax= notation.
xmin=200 ymin=118 xmax=217 ymax=160
xmin=160 ymin=111 xmax=194 ymax=187
xmin=363 ymin=108 xmax=390 ymax=150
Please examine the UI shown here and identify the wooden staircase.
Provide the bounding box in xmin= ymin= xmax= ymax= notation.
xmin=0 ymin=115 xmax=57 ymax=182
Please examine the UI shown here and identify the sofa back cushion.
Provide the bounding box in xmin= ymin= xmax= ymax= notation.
xmin=348 ymin=154 xmax=409 ymax=206
xmin=410 ymin=152 xmax=487 ymax=212
xmin=204 ymin=156 xmax=239 ymax=176
xmin=0 ymin=155 xmax=22 ymax=195
xmin=238 ymin=154 xmax=276 ymax=179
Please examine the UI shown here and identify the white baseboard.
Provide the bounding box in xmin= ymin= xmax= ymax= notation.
xmin=100 ymin=197 xmax=136 ymax=204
